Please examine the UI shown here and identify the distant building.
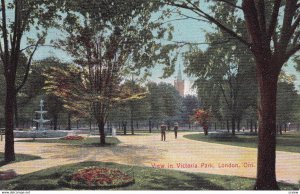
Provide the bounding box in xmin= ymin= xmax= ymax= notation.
xmin=174 ymin=65 xmax=185 ymax=96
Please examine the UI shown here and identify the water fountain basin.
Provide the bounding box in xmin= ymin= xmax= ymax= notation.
xmin=14 ymin=130 xmax=69 ymax=138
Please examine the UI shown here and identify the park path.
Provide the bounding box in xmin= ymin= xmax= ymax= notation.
xmin=0 ymin=132 xmax=299 ymax=184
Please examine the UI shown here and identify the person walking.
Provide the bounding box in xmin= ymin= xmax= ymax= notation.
xmin=174 ymin=122 xmax=178 ymax=139
xmin=160 ymin=122 xmax=167 ymax=141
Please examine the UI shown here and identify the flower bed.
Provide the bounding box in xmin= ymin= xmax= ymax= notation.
xmin=58 ymin=167 xmax=134 ymax=189
xmin=60 ymin=136 xmax=84 ymax=140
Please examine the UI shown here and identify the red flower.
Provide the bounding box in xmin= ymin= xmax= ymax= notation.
xmin=61 ymin=136 xmax=84 ymax=140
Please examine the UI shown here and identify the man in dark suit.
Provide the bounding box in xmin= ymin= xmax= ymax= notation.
xmin=174 ymin=122 xmax=178 ymax=139
xmin=160 ymin=122 xmax=167 ymax=141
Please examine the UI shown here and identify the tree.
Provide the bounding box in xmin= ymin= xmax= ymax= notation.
xmin=182 ymin=95 xmax=201 ymax=128
xmin=0 ymin=0 xmax=64 ymax=162
xmin=146 ymin=82 xmax=182 ymax=130
xmin=184 ymin=3 xmax=257 ymax=135
xmin=48 ymin=1 xmax=175 ymax=144
xmin=165 ymin=0 xmax=300 ymax=189
xmin=118 ymin=79 xmax=148 ymax=134
xmin=276 ymin=73 xmax=299 ymax=133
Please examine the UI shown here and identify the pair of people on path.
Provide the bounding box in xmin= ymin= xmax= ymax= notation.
xmin=160 ymin=122 xmax=178 ymax=141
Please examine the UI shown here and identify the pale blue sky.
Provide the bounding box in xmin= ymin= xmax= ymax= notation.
xmin=23 ymin=4 xmax=300 ymax=95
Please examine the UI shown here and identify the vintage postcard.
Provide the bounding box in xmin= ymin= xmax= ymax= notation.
xmin=0 ymin=0 xmax=300 ymax=192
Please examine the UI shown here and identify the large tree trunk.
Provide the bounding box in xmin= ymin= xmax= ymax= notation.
xmin=254 ymin=69 xmax=279 ymax=190
xmin=13 ymin=94 xmax=19 ymax=128
xmin=4 ymin=80 xmax=16 ymax=162
xmin=98 ymin=119 xmax=105 ymax=145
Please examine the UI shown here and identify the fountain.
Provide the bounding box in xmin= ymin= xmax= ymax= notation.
xmin=14 ymin=99 xmax=69 ymax=138
xmin=33 ymin=99 xmax=50 ymax=130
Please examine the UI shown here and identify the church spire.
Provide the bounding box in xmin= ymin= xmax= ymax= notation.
xmin=177 ymin=63 xmax=183 ymax=80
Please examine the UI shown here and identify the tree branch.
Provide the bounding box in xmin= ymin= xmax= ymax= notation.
xmin=255 ymin=0 xmax=267 ymax=35
xmin=219 ymin=83 xmax=230 ymax=107
xmin=279 ymin=0 xmax=297 ymax=52
xmin=16 ymin=38 xmax=42 ymax=93
xmin=285 ymin=44 xmax=300 ymax=61
xmin=20 ymin=44 xmax=57 ymax=52
xmin=268 ymin=0 xmax=281 ymax=40
xmin=1 ymin=0 xmax=10 ymax=70
xmin=290 ymin=14 xmax=300 ymax=37
xmin=166 ymin=1 xmax=251 ymax=48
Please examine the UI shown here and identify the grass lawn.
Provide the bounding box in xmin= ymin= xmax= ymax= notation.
xmin=0 ymin=152 xmax=41 ymax=167
xmin=0 ymin=161 xmax=298 ymax=190
xmin=16 ymin=137 xmax=120 ymax=146
xmin=183 ymin=132 xmax=300 ymax=153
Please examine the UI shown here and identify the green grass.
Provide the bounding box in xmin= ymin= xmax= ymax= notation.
xmin=184 ymin=132 xmax=300 ymax=153
xmin=16 ymin=137 xmax=120 ymax=147
xmin=0 ymin=152 xmax=41 ymax=167
xmin=0 ymin=161 xmax=298 ymax=190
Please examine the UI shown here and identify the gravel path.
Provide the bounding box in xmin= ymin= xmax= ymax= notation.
xmin=0 ymin=132 xmax=299 ymax=184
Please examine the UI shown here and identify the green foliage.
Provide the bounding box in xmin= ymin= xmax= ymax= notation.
xmin=146 ymin=82 xmax=182 ymax=122
xmin=0 ymin=161 xmax=297 ymax=190
xmin=48 ymin=1 xmax=177 ymax=132
xmin=277 ymin=81 xmax=299 ymax=123
xmin=184 ymin=2 xmax=257 ymax=125
xmin=181 ymin=95 xmax=201 ymax=123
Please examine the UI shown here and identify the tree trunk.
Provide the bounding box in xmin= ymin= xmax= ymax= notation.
xmin=279 ymin=124 xmax=282 ymax=135
xmin=254 ymin=70 xmax=279 ymax=190
xmin=131 ymin=118 xmax=134 ymax=135
xmin=123 ymin=121 xmax=127 ymax=135
xmin=13 ymin=94 xmax=19 ymax=128
xmin=255 ymin=121 xmax=257 ymax=133
xmin=67 ymin=113 xmax=71 ymax=130
xmin=237 ymin=119 xmax=241 ymax=132
xmin=284 ymin=123 xmax=287 ymax=133
xmin=226 ymin=119 xmax=229 ymax=132
xmin=149 ymin=120 xmax=152 ymax=133
xmin=250 ymin=119 xmax=253 ymax=132
xmin=98 ymin=120 xmax=105 ymax=145
xmin=53 ymin=114 xmax=58 ymax=130
xmin=4 ymin=80 xmax=16 ymax=162
xmin=231 ymin=117 xmax=235 ymax=135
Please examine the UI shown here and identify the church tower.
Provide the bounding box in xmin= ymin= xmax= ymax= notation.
xmin=174 ymin=64 xmax=185 ymax=96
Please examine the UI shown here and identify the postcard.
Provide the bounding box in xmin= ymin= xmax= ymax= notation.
xmin=0 ymin=0 xmax=299 ymax=192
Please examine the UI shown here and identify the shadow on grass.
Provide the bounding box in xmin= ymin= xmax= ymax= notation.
xmin=184 ymin=132 xmax=300 ymax=153
xmin=1 ymin=161 xmax=297 ymax=190
xmin=16 ymin=137 xmax=121 ymax=147
xmin=0 ymin=152 xmax=42 ymax=167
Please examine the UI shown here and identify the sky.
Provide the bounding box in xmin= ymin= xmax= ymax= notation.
xmin=22 ymin=3 xmax=300 ymax=96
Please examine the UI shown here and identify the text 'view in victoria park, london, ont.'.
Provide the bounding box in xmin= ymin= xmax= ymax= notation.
xmin=0 ymin=0 xmax=300 ymax=192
